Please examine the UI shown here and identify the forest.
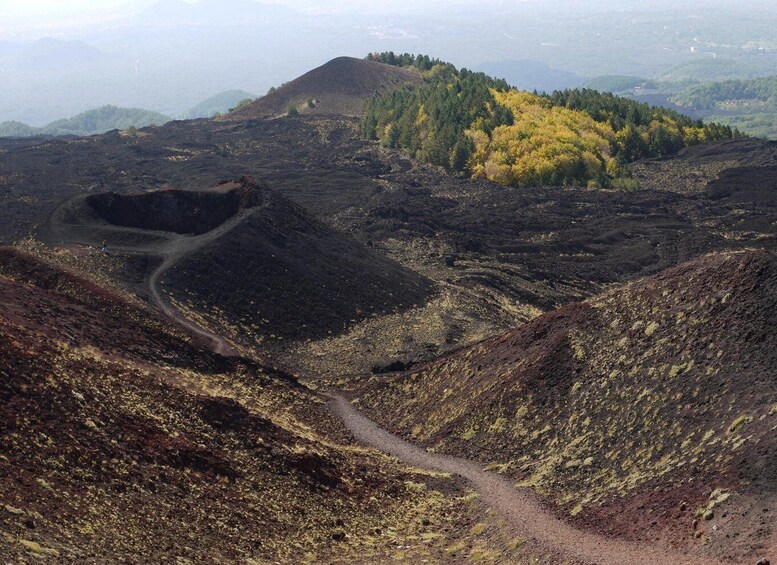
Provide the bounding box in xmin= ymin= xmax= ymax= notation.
xmin=0 ymin=105 xmax=171 ymax=138
xmin=670 ymin=76 xmax=777 ymax=111
xmin=363 ymin=52 xmax=738 ymax=188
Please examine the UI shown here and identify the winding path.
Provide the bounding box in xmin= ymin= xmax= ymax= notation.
xmin=328 ymin=393 xmax=730 ymax=565
xmin=44 ymin=193 xmax=745 ymax=564
xmin=43 ymin=193 xmax=264 ymax=357
xmin=143 ymin=209 xmax=259 ymax=357
xmin=147 ymin=250 xmax=236 ymax=356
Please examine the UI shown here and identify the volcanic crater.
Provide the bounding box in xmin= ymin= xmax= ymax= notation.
xmin=43 ymin=175 xmax=437 ymax=353
xmin=85 ymin=179 xmax=265 ymax=235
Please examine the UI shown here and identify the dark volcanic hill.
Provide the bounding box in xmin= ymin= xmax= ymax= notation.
xmin=43 ymin=176 xmax=435 ymax=351
xmin=227 ymin=56 xmax=422 ymax=119
xmin=353 ymin=250 xmax=777 ymax=563
xmin=0 ymin=247 xmax=486 ymax=562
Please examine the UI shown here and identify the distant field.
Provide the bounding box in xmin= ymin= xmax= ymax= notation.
xmin=705 ymin=113 xmax=777 ymax=140
xmin=586 ymin=65 xmax=777 ymax=140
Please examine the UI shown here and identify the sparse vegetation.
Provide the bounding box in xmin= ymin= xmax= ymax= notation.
xmin=727 ymin=415 xmax=752 ymax=434
xmin=354 ymin=250 xmax=777 ymax=562
xmin=229 ymin=98 xmax=255 ymax=112
xmin=0 ymin=247 xmax=502 ymax=563
xmin=610 ymin=177 xmax=640 ymax=191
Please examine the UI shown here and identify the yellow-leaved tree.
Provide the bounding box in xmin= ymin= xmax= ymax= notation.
xmin=468 ymin=91 xmax=617 ymax=187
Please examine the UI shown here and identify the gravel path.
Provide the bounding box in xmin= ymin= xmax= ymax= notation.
xmin=144 ymin=210 xmax=257 ymax=357
xmin=328 ymin=393 xmax=731 ymax=565
xmin=43 ymin=193 xmax=264 ymax=357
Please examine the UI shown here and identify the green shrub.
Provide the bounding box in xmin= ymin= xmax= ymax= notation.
xmin=727 ymin=415 xmax=752 ymax=434
xmin=611 ymin=177 xmax=640 ymax=191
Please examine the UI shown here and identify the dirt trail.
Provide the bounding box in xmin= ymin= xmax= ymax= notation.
xmin=328 ymin=393 xmax=732 ymax=565
xmin=144 ymin=209 xmax=259 ymax=357
xmin=40 ymin=192 xmax=754 ymax=564
xmin=44 ymin=193 xmax=265 ymax=357
xmin=148 ymin=255 xmax=235 ymax=356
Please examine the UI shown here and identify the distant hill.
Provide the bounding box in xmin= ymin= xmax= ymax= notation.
xmin=355 ymin=250 xmax=777 ymax=562
xmin=0 ymin=106 xmax=171 ymax=138
xmin=226 ymin=56 xmax=422 ymax=119
xmin=670 ymin=75 xmax=777 ymax=111
xmin=0 ymin=121 xmax=38 ymax=137
xmin=181 ymin=90 xmax=256 ymax=119
xmin=579 ymin=69 xmax=777 ymax=139
xmin=474 ymin=59 xmax=587 ymax=93
xmin=704 ymin=112 xmax=777 ymax=140
xmin=584 ymin=75 xmax=653 ymax=94
xmin=14 ymin=38 xmax=101 ymax=68
xmin=656 ymin=58 xmax=765 ymax=83
xmin=664 ymin=75 xmax=777 ymax=138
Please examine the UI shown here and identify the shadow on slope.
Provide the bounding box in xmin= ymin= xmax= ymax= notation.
xmin=162 ymin=180 xmax=436 ymax=343
xmin=85 ymin=179 xmax=264 ymax=235
xmin=353 ymin=250 xmax=777 ymax=562
xmin=0 ymin=247 xmax=472 ymax=563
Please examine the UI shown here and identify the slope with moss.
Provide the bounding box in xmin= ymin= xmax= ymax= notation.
xmin=353 ymin=250 xmax=777 ymax=562
xmin=0 ymin=247 xmax=494 ymax=563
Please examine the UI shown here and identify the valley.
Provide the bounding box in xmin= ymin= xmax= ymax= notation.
xmin=0 ymin=55 xmax=775 ymax=563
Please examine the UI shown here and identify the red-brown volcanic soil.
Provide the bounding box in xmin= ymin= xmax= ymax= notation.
xmin=330 ymin=393 xmax=729 ymax=565
xmin=0 ymin=247 xmax=478 ymax=563
xmin=352 ymin=250 xmax=777 ymax=564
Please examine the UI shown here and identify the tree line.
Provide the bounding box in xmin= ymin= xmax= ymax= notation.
xmin=670 ymin=75 xmax=777 ymax=111
xmin=363 ymin=52 xmax=739 ymax=188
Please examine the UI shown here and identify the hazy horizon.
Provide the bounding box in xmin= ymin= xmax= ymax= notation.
xmin=2 ymin=0 xmax=776 ymax=126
